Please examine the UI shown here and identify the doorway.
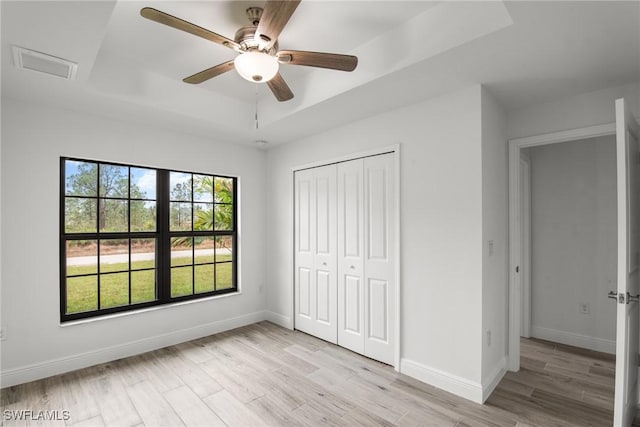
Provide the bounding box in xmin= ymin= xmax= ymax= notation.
xmin=508 ymin=99 xmax=640 ymax=425
xmin=506 ymin=133 xmax=619 ymax=423
xmin=508 ymin=123 xmax=617 ymax=371
xmin=519 ymin=136 xmax=617 ymax=353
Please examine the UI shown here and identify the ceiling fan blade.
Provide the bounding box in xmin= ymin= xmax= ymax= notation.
xmin=267 ymin=73 xmax=294 ymax=102
xmin=140 ymin=7 xmax=240 ymax=51
xmin=183 ymin=60 xmax=235 ymax=84
xmin=255 ymin=1 xmax=301 ymax=50
xmin=277 ymin=50 xmax=358 ymax=71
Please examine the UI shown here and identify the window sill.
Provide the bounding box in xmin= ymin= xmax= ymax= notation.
xmin=60 ymin=290 xmax=241 ymax=327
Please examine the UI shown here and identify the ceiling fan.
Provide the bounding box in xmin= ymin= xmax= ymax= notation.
xmin=140 ymin=1 xmax=358 ymax=102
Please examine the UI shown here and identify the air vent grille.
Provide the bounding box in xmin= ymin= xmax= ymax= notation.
xmin=12 ymin=46 xmax=77 ymax=80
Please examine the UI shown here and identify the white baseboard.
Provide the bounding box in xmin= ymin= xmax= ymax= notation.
xmin=400 ymin=358 xmax=484 ymax=403
xmin=482 ymin=357 xmax=506 ymax=402
xmin=531 ymin=326 xmax=615 ymax=354
xmin=0 ymin=310 xmax=266 ymax=388
xmin=264 ymin=311 xmax=292 ymax=329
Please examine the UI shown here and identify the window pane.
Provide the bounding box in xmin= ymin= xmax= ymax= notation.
xmin=131 ymin=200 xmax=156 ymax=232
xmin=214 ymin=177 xmax=233 ymax=203
xmin=130 ymin=167 xmax=156 ymax=200
xmin=100 ymin=239 xmax=129 ymax=273
xmin=215 ymin=236 xmax=233 ymax=262
xmin=193 ymin=175 xmax=213 ymax=202
xmin=170 ymin=202 xmax=192 ymax=231
xmin=66 ymin=240 xmax=97 ymax=276
xmin=131 ymin=238 xmax=155 ymax=270
xmin=99 ymin=164 xmax=129 ymax=198
xmin=171 ymin=267 xmax=193 ymax=297
xmin=65 ymin=198 xmax=97 ymax=233
xmin=195 ymin=264 xmax=214 ymax=294
xmin=100 ymin=199 xmax=128 ymax=232
xmin=216 ymin=263 xmax=233 ymax=290
xmin=65 ymin=160 xmax=97 ymax=197
xmin=193 ymin=203 xmax=213 ymax=231
xmin=195 ymin=237 xmax=215 ymax=264
xmin=170 ymin=172 xmax=192 ymax=201
xmin=171 ymin=238 xmax=192 ymax=267
xmin=132 ymin=270 xmax=156 ymax=303
xmin=66 ymin=276 xmax=97 ymax=314
xmin=100 ymin=272 xmax=129 ymax=309
xmin=214 ymin=204 xmax=233 ymax=231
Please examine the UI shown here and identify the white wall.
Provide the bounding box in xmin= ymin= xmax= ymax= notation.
xmin=480 ymin=87 xmax=509 ymax=396
xmin=265 ymin=85 xmax=493 ymax=401
xmin=0 ymin=98 xmax=267 ymax=386
xmin=508 ymin=82 xmax=640 ymax=139
xmin=528 ymin=136 xmax=617 ymax=352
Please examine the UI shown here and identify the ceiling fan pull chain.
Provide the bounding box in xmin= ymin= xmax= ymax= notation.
xmin=255 ymin=83 xmax=259 ymax=130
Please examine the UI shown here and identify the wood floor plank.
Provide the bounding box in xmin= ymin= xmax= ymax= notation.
xmin=246 ymin=393 xmax=307 ymax=426
xmin=202 ymin=389 xmax=264 ymax=426
xmin=86 ymin=363 xmax=142 ymax=426
xmin=0 ymin=324 xmax=619 ymax=427
xmin=163 ymin=385 xmax=225 ymax=426
xmin=199 ymin=357 xmax=267 ymax=403
xmin=124 ymin=380 xmax=184 ymax=427
xmin=69 ymin=415 xmax=105 ymax=427
xmin=153 ymin=347 xmax=223 ymax=399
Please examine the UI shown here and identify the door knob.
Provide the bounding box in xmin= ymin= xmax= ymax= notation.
xmin=607 ymin=291 xmax=640 ymax=304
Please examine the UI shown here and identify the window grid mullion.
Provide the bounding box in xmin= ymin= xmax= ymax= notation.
xmin=61 ymin=160 xmax=237 ymax=322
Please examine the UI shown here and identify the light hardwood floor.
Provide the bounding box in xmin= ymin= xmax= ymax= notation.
xmin=0 ymin=322 xmax=630 ymax=426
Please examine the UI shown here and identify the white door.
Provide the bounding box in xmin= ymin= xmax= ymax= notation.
xmin=294 ymin=165 xmax=337 ymax=343
xmin=296 ymin=153 xmax=395 ymax=365
xmin=363 ymin=154 xmax=395 ymax=364
xmin=614 ymin=98 xmax=640 ymax=427
xmin=337 ymin=159 xmax=365 ymax=354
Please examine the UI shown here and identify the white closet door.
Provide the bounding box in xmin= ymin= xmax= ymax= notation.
xmin=363 ymin=154 xmax=395 ymax=364
xmin=294 ymin=165 xmax=337 ymax=343
xmin=294 ymin=168 xmax=315 ymax=335
xmin=313 ymin=164 xmax=338 ymax=343
xmin=337 ymin=159 xmax=366 ymax=354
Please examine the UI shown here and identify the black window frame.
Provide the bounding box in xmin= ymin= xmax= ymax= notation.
xmin=60 ymin=157 xmax=238 ymax=322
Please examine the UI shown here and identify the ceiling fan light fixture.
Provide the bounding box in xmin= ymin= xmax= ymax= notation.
xmin=234 ymin=51 xmax=279 ymax=83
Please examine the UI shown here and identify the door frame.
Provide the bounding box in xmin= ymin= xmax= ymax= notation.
xmin=291 ymin=144 xmax=401 ymax=370
xmin=507 ymin=123 xmax=616 ymax=371
xmin=519 ymin=152 xmax=531 ymax=338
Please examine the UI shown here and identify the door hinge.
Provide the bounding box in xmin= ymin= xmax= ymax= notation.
xmin=516 ymin=266 xmax=519 ymax=273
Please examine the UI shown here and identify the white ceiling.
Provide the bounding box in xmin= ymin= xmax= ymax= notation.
xmin=2 ymin=1 xmax=639 ymax=147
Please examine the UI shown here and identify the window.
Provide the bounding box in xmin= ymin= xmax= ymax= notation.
xmin=61 ymin=158 xmax=237 ymax=321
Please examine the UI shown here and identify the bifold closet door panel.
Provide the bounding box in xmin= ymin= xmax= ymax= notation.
xmin=294 ymin=168 xmax=315 ymax=335
xmin=363 ymin=154 xmax=395 ymax=365
xmin=294 ymin=165 xmax=338 ymax=343
xmin=337 ymin=159 xmax=366 ymax=355
xmin=313 ymin=164 xmax=338 ymax=343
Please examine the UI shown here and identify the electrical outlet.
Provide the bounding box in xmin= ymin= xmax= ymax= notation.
xmin=579 ymin=303 xmax=590 ymax=315
xmin=486 ymin=330 xmax=492 ymax=347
